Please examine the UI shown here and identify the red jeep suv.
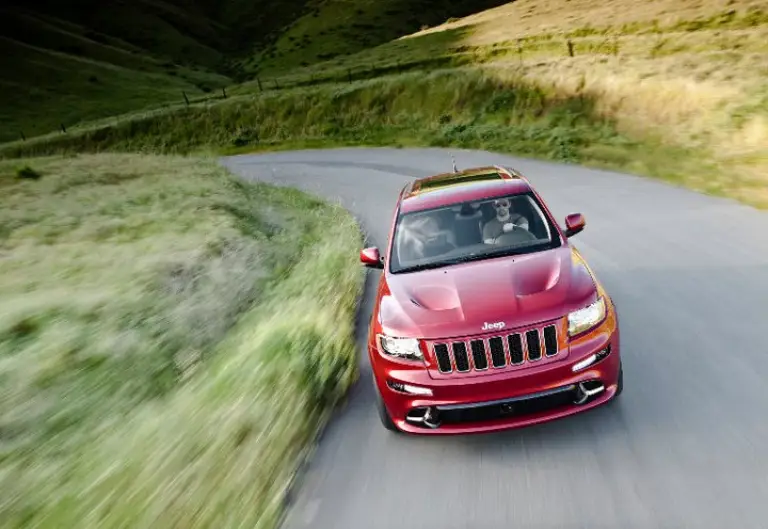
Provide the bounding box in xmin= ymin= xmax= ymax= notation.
xmin=360 ymin=165 xmax=623 ymax=434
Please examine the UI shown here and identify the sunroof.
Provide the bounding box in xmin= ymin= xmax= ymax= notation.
xmin=416 ymin=171 xmax=502 ymax=192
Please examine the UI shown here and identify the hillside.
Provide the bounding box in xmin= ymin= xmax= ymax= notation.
xmin=0 ymin=0 xmax=509 ymax=143
xmin=245 ymin=0 xmax=512 ymax=74
xmin=256 ymin=0 xmax=767 ymax=206
xmin=6 ymin=0 xmax=766 ymax=209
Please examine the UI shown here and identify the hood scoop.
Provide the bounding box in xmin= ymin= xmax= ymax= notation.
xmin=408 ymin=284 xmax=461 ymax=311
xmin=510 ymin=253 xmax=563 ymax=297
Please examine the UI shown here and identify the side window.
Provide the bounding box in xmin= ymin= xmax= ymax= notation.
xmin=524 ymin=196 xmax=551 ymax=240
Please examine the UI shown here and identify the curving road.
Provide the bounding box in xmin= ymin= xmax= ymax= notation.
xmin=222 ymin=148 xmax=768 ymax=529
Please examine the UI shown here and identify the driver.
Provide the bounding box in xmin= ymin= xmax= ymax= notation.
xmin=483 ymin=197 xmax=529 ymax=244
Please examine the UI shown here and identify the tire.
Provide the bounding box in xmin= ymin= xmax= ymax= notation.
xmin=374 ymin=382 xmax=400 ymax=432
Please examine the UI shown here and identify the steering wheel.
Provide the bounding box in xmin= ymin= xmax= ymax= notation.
xmin=491 ymin=228 xmax=536 ymax=246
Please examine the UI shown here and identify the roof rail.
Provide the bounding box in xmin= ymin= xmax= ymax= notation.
xmin=401 ymin=180 xmax=415 ymax=198
xmin=494 ymin=165 xmax=527 ymax=181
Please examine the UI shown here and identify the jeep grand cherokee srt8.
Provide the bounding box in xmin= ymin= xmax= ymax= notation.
xmin=359 ymin=165 xmax=623 ymax=434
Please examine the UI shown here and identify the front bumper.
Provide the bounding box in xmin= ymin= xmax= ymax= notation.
xmin=371 ymin=312 xmax=621 ymax=435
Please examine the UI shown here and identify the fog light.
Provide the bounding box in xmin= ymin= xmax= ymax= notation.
xmin=387 ymin=380 xmax=433 ymax=396
xmin=572 ymin=345 xmax=611 ymax=372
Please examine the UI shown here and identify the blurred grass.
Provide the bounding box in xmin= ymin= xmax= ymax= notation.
xmin=0 ymin=153 xmax=364 ymax=528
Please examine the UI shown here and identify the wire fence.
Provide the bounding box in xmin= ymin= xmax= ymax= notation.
xmin=15 ymin=36 xmax=633 ymax=143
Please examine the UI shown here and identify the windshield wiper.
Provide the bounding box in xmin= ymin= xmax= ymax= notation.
xmin=395 ymin=242 xmax=552 ymax=274
xmin=397 ymin=250 xmax=511 ymax=273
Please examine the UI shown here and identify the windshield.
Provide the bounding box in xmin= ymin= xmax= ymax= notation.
xmin=389 ymin=192 xmax=562 ymax=273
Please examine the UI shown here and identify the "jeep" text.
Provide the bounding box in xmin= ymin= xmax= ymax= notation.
xmin=482 ymin=321 xmax=505 ymax=331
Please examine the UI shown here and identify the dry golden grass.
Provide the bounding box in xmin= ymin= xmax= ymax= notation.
xmin=414 ymin=0 xmax=767 ymax=42
xmin=405 ymin=0 xmax=768 ymax=206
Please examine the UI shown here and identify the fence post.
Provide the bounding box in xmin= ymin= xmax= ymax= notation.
xmin=222 ymin=86 xmax=227 ymax=98
xmin=567 ymin=40 xmax=574 ymax=57
xmin=256 ymin=77 xmax=263 ymax=92
xmin=182 ymin=91 xmax=190 ymax=106
xmin=60 ymin=123 xmax=67 ymax=133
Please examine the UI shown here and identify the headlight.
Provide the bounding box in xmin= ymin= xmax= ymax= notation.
xmin=378 ymin=335 xmax=423 ymax=361
xmin=568 ymin=297 xmax=606 ymax=336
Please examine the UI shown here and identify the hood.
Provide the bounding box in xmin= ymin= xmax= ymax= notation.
xmin=378 ymin=246 xmax=597 ymax=340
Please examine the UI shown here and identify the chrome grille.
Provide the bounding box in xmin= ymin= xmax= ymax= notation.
xmin=543 ymin=325 xmax=558 ymax=356
xmin=432 ymin=323 xmax=560 ymax=374
xmin=488 ymin=337 xmax=505 ymax=368
xmin=470 ymin=340 xmax=488 ymax=370
xmin=434 ymin=343 xmax=452 ymax=372
xmin=452 ymin=342 xmax=470 ymax=372
xmin=508 ymin=333 xmax=524 ymax=365
xmin=525 ymin=329 xmax=541 ymax=361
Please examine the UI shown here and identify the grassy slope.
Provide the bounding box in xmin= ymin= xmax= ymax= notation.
xmin=11 ymin=0 xmax=763 ymax=207
xmin=1 ymin=0 xmax=513 ymax=141
xmin=299 ymin=0 xmax=768 ymax=205
xmin=247 ymin=0 xmax=510 ymax=73
xmin=0 ymin=3 xmax=233 ymax=142
xmin=0 ymin=154 xmax=363 ymax=528
xmin=0 ymin=0 xmax=266 ymax=142
xmin=0 ymin=36 xmax=230 ymax=143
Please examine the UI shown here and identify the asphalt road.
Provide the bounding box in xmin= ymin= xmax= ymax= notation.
xmin=222 ymin=148 xmax=768 ymax=529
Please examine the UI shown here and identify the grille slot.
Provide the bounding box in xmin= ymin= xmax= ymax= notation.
xmin=470 ymin=340 xmax=488 ymax=370
xmin=452 ymin=342 xmax=470 ymax=372
xmin=431 ymin=321 xmax=562 ymax=376
xmin=526 ymin=330 xmax=542 ymax=360
xmin=489 ymin=337 xmax=506 ymax=368
xmin=434 ymin=343 xmax=452 ymax=373
xmin=508 ymin=333 xmax=524 ymax=365
xmin=543 ymin=325 xmax=558 ymax=356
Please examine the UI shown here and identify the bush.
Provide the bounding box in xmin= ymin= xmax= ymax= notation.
xmin=16 ymin=165 xmax=42 ymax=179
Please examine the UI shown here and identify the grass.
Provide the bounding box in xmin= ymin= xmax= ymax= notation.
xmin=0 ymin=36 xmax=230 ymax=143
xmin=247 ymin=0 xmax=510 ymax=74
xmin=5 ymin=0 xmax=766 ymax=207
xmin=0 ymin=67 xmax=743 ymax=205
xmin=0 ymin=153 xmax=364 ymax=528
xmin=1 ymin=0 xmax=512 ymax=142
xmin=312 ymin=0 xmax=768 ymax=205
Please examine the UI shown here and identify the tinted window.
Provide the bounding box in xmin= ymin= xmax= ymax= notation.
xmin=389 ymin=192 xmax=562 ymax=273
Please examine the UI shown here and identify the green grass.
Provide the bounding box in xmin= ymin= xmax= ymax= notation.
xmin=0 ymin=153 xmax=364 ymax=528
xmin=0 ymin=68 xmax=723 ymax=200
xmin=0 ymin=36 xmax=230 ymax=143
xmin=0 ymin=70 xmax=617 ymax=156
xmin=1 ymin=0 xmax=512 ymax=142
xmin=248 ymin=0 xmax=509 ymax=74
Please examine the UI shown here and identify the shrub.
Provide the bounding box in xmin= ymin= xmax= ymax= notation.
xmin=16 ymin=165 xmax=42 ymax=179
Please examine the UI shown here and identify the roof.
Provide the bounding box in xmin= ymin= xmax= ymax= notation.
xmin=399 ymin=165 xmax=532 ymax=214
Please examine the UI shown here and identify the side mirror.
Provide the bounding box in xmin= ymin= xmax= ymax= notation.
xmin=564 ymin=213 xmax=586 ymax=238
xmin=360 ymin=247 xmax=384 ymax=269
